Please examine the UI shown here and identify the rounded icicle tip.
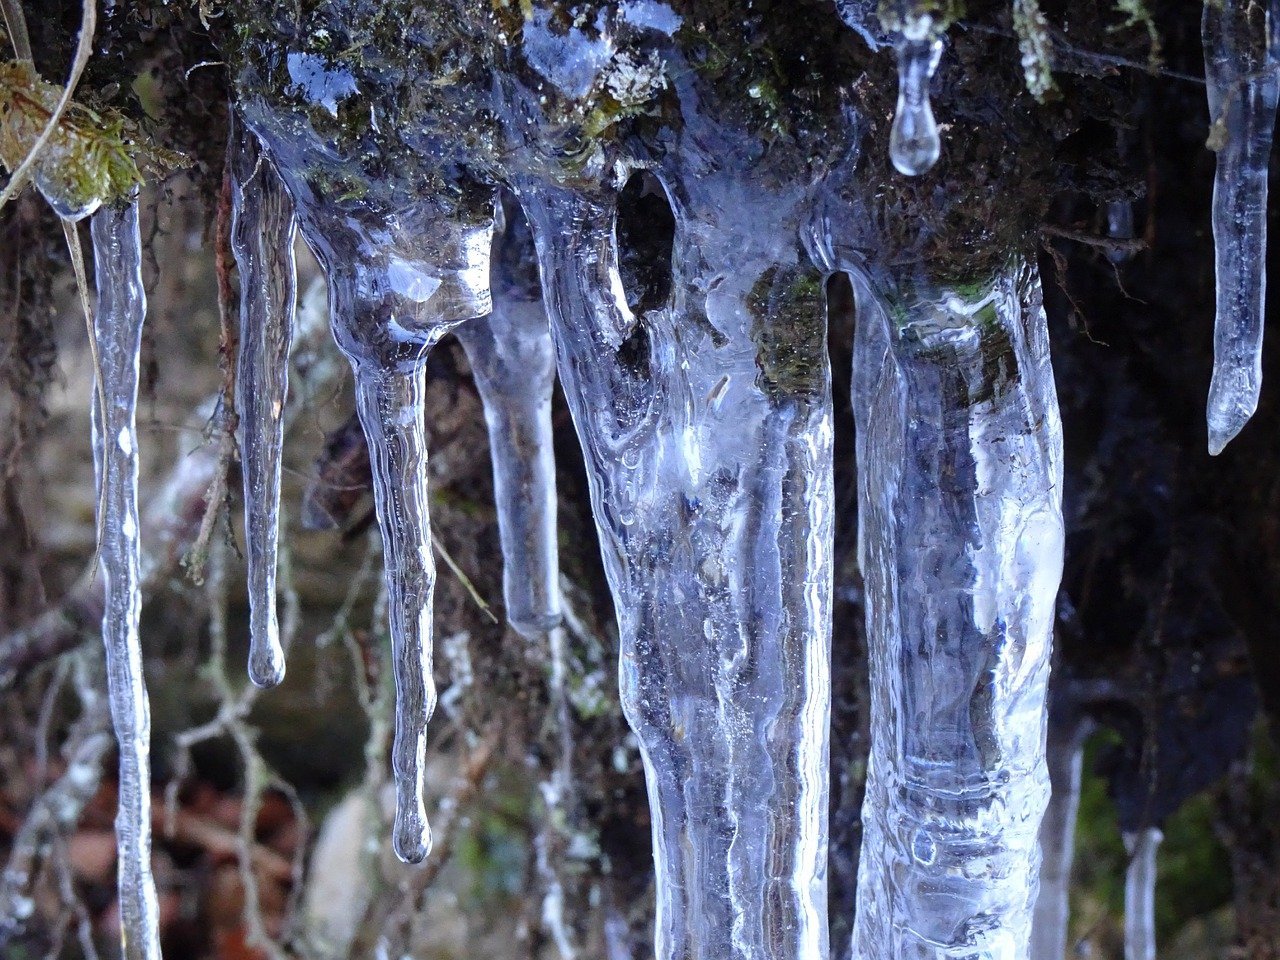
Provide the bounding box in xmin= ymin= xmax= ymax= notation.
xmin=247 ymin=636 xmax=286 ymax=688
xmin=889 ymin=35 xmax=944 ymax=177
xmin=393 ymin=813 xmax=433 ymax=865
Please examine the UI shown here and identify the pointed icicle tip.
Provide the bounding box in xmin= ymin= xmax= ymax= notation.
xmin=890 ymin=35 xmax=944 ymax=176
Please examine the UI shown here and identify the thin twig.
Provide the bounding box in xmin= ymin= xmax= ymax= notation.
xmin=1040 ymin=223 xmax=1147 ymax=255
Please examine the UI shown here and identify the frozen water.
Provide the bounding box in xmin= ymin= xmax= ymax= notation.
xmin=90 ymin=198 xmax=162 ymax=960
xmin=229 ymin=114 xmax=298 ymax=688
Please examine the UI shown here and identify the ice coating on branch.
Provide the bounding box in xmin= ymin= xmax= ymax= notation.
xmin=519 ymin=140 xmax=833 ymax=957
xmin=1123 ymin=828 xmax=1162 ymax=960
xmin=455 ymin=203 xmax=561 ymax=637
xmin=889 ymin=20 xmax=944 ymax=176
xmin=1202 ymin=0 xmax=1280 ymax=454
xmin=90 ymin=199 xmax=162 ymax=960
xmin=850 ymin=264 xmax=1063 ymax=960
xmin=229 ymin=115 xmax=298 ymax=688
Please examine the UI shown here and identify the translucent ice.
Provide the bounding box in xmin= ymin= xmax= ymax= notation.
xmin=229 ymin=114 xmax=298 ymax=688
xmin=455 ymin=202 xmax=561 ymax=638
xmin=1202 ymin=0 xmax=1280 ymax=454
xmin=889 ymin=21 xmax=944 ymax=176
xmin=519 ymin=157 xmax=833 ymax=960
xmin=1123 ymin=828 xmax=1162 ymax=960
xmin=1030 ymin=720 xmax=1091 ymax=960
xmin=90 ymin=198 xmax=162 ymax=960
xmin=850 ymin=264 xmax=1064 ymax=960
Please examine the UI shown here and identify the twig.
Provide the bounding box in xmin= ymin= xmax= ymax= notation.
xmin=1040 ymin=223 xmax=1147 ymax=255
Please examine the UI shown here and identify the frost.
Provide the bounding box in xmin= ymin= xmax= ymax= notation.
xmin=90 ymin=198 xmax=162 ymax=960
xmin=849 ymin=263 xmax=1063 ymax=960
xmin=230 ymin=114 xmax=298 ymax=688
xmin=1202 ymin=0 xmax=1279 ymax=454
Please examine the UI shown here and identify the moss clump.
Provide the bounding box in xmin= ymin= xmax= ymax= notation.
xmin=0 ymin=60 xmax=185 ymax=214
xmin=749 ymin=265 xmax=829 ymax=400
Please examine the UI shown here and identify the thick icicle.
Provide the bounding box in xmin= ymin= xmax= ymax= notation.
xmin=1123 ymin=828 xmax=1162 ymax=960
xmin=850 ymin=263 xmax=1064 ymax=960
xmin=1202 ymin=0 xmax=1280 ymax=454
xmin=454 ymin=204 xmax=561 ymax=638
xmin=229 ymin=114 xmax=298 ymax=688
xmin=520 ymin=165 xmax=832 ymax=960
xmin=90 ymin=198 xmax=162 ymax=960
xmin=1030 ymin=719 xmax=1091 ymax=960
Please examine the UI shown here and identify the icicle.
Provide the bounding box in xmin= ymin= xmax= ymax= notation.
xmin=1202 ymin=0 xmax=1280 ymax=454
xmin=850 ymin=263 xmax=1064 ymax=960
xmin=519 ymin=170 xmax=832 ymax=960
xmin=319 ymin=210 xmax=494 ymax=864
xmin=454 ymin=204 xmax=561 ymax=638
xmin=229 ymin=114 xmax=298 ymax=688
xmin=90 ymin=198 xmax=162 ymax=960
xmin=887 ymin=15 xmax=944 ymax=176
xmin=1123 ymin=827 xmax=1162 ymax=960
xmin=1030 ymin=719 xmax=1092 ymax=960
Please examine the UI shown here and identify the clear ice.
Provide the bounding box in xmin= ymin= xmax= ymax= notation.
xmin=849 ymin=264 xmax=1064 ymax=960
xmin=519 ymin=160 xmax=833 ymax=960
xmin=1203 ymin=0 xmax=1280 ymax=454
xmin=229 ymin=113 xmax=298 ymax=688
xmin=90 ymin=198 xmax=162 ymax=960
xmin=1123 ymin=828 xmax=1162 ymax=960
xmin=1030 ymin=720 xmax=1090 ymax=960
xmin=455 ymin=201 xmax=562 ymax=638
xmin=889 ymin=20 xmax=944 ymax=176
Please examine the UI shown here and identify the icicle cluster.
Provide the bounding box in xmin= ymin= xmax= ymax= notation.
xmin=47 ymin=0 xmax=1280 ymax=957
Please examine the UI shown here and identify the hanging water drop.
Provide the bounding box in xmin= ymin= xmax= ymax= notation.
xmin=90 ymin=197 xmax=162 ymax=960
xmin=889 ymin=26 xmax=944 ymax=176
xmin=1202 ymin=0 xmax=1279 ymax=454
xmin=229 ymin=113 xmax=298 ymax=688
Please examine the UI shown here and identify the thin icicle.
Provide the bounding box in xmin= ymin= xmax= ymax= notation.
xmin=90 ymin=197 xmax=161 ymax=960
xmin=229 ymin=113 xmax=297 ymax=688
xmin=1030 ymin=719 xmax=1092 ymax=960
xmin=1123 ymin=827 xmax=1162 ymax=960
xmin=454 ymin=204 xmax=561 ymax=638
xmin=520 ymin=169 xmax=832 ymax=960
xmin=850 ymin=263 xmax=1064 ymax=960
xmin=1202 ymin=0 xmax=1280 ymax=454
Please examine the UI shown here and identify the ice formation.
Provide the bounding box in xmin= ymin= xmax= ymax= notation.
xmin=1030 ymin=719 xmax=1091 ymax=960
xmin=848 ymin=265 xmax=1064 ymax=960
xmin=229 ymin=115 xmax=298 ymax=688
xmin=20 ymin=0 xmax=1278 ymax=956
xmin=90 ymin=198 xmax=162 ymax=960
xmin=1123 ymin=828 xmax=1162 ymax=960
xmin=454 ymin=202 xmax=562 ymax=638
xmin=1203 ymin=0 xmax=1280 ymax=454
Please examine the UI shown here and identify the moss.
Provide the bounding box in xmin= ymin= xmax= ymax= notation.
xmin=0 ymin=60 xmax=185 ymax=211
xmin=1011 ymin=0 xmax=1057 ymax=102
xmin=748 ymin=265 xmax=829 ymax=401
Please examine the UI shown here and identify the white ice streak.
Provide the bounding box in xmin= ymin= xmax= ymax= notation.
xmin=1123 ymin=827 xmax=1162 ymax=960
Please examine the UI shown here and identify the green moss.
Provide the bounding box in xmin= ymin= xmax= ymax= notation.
xmin=748 ymin=265 xmax=828 ymax=400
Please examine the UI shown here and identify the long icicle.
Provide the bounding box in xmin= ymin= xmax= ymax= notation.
xmin=90 ymin=197 xmax=162 ymax=960
xmin=1202 ymin=0 xmax=1280 ymax=454
xmin=454 ymin=203 xmax=561 ymax=638
xmin=1123 ymin=827 xmax=1162 ymax=960
xmin=521 ymin=176 xmax=832 ymax=960
xmin=1030 ymin=717 xmax=1092 ymax=960
xmin=850 ymin=262 xmax=1063 ymax=960
xmin=229 ymin=114 xmax=297 ymax=688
